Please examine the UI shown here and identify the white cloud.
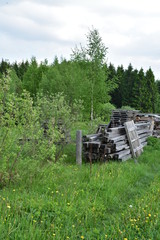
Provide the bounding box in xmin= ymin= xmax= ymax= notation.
xmin=0 ymin=0 xmax=160 ymax=79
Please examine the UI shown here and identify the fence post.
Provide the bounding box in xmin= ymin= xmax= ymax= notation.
xmin=76 ymin=130 xmax=82 ymax=165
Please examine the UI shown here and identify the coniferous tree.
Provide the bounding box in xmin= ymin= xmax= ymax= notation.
xmin=155 ymin=80 xmax=160 ymax=113
xmin=145 ymin=68 xmax=157 ymax=112
xmin=111 ymin=65 xmax=124 ymax=108
xmin=121 ymin=64 xmax=135 ymax=107
xmin=131 ymin=69 xmax=140 ymax=109
xmin=0 ymin=59 xmax=10 ymax=76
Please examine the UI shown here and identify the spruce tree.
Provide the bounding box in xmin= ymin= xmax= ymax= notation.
xmin=145 ymin=68 xmax=156 ymax=112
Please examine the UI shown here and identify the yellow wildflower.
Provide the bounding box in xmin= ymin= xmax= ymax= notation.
xmin=7 ymin=205 xmax=11 ymax=209
xmin=148 ymin=213 xmax=151 ymax=217
xmin=81 ymin=236 xmax=84 ymax=239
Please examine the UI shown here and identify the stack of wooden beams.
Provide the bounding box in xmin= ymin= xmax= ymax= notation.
xmin=110 ymin=110 xmax=139 ymax=127
xmin=83 ymin=110 xmax=153 ymax=163
xmin=135 ymin=112 xmax=160 ymax=138
xmin=83 ymin=122 xmax=152 ymax=162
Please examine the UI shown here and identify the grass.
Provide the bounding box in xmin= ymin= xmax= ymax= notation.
xmin=0 ymin=137 xmax=160 ymax=239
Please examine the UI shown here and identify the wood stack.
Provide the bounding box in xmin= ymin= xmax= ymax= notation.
xmin=83 ymin=110 xmax=153 ymax=163
xmin=110 ymin=110 xmax=139 ymax=127
xmin=135 ymin=112 xmax=160 ymax=138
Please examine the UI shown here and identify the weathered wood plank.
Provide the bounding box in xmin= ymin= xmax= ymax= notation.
xmin=124 ymin=120 xmax=143 ymax=158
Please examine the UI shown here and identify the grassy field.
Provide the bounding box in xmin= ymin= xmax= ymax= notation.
xmin=0 ymin=136 xmax=160 ymax=239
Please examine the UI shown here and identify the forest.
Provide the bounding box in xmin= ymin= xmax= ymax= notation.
xmin=1 ymin=28 xmax=160 ymax=121
xmin=1 ymin=28 xmax=160 ymax=239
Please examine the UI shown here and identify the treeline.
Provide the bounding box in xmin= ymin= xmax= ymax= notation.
xmin=0 ymin=27 xmax=160 ymax=184
xmin=1 ymin=28 xmax=160 ymax=120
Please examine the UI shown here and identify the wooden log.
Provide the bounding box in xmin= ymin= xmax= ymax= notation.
xmin=83 ymin=133 xmax=102 ymax=141
xmin=114 ymin=139 xmax=128 ymax=147
xmin=121 ymin=154 xmax=132 ymax=162
xmin=135 ymin=122 xmax=151 ymax=129
xmin=138 ymin=132 xmax=152 ymax=139
xmin=107 ymin=126 xmax=125 ymax=134
xmin=115 ymin=144 xmax=129 ymax=152
xmin=105 ymin=132 xmax=124 ymax=138
xmin=115 ymin=149 xmax=131 ymax=159
xmin=109 ymin=135 xmax=127 ymax=143
xmin=137 ymin=129 xmax=152 ymax=135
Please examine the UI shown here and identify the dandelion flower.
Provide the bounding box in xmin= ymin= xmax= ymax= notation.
xmin=80 ymin=236 xmax=84 ymax=239
xmin=148 ymin=213 xmax=151 ymax=217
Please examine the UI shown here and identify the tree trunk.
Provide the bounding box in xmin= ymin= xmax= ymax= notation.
xmin=91 ymin=83 xmax=93 ymax=121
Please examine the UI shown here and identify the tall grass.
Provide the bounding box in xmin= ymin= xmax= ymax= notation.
xmin=0 ymin=138 xmax=160 ymax=239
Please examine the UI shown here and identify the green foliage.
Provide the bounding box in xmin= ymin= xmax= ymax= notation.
xmin=12 ymin=60 xmax=29 ymax=80
xmin=121 ymin=105 xmax=136 ymax=110
xmin=110 ymin=64 xmax=158 ymax=113
xmin=0 ymin=74 xmax=76 ymax=187
xmin=71 ymin=27 xmax=117 ymax=120
xmin=98 ymin=102 xmax=115 ymax=121
xmin=147 ymin=136 xmax=160 ymax=148
xmin=23 ymin=57 xmax=48 ymax=97
xmin=1 ymin=140 xmax=160 ymax=239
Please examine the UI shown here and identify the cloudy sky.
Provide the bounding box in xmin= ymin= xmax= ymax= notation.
xmin=1 ymin=0 xmax=160 ymax=79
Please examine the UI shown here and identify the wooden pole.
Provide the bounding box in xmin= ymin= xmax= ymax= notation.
xmin=76 ymin=130 xmax=82 ymax=165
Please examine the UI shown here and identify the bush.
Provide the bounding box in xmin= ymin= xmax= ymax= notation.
xmin=0 ymin=74 xmax=75 ymax=187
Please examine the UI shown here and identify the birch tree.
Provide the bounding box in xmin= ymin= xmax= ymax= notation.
xmin=71 ymin=27 xmax=115 ymax=120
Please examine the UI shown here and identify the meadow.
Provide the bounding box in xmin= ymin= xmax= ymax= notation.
xmin=0 ymin=136 xmax=160 ymax=240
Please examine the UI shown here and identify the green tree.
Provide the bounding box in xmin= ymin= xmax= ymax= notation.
xmin=155 ymin=80 xmax=160 ymax=113
xmin=131 ymin=69 xmax=140 ymax=110
xmin=121 ymin=64 xmax=135 ymax=107
xmin=9 ymin=70 xmax=22 ymax=95
xmin=0 ymin=59 xmax=10 ymax=77
xmin=110 ymin=64 xmax=123 ymax=108
xmin=71 ymin=27 xmax=116 ymax=120
xmin=12 ymin=60 xmax=29 ymax=80
xmin=145 ymin=68 xmax=157 ymax=112
xmin=23 ymin=57 xmax=48 ymax=97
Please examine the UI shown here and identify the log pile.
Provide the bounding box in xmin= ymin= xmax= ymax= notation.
xmin=83 ymin=110 xmax=153 ymax=162
xmin=111 ymin=110 xmax=139 ymax=127
xmin=135 ymin=113 xmax=160 ymax=138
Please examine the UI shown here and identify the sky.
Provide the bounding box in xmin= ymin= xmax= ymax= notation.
xmin=1 ymin=0 xmax=160 ymax=79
